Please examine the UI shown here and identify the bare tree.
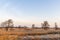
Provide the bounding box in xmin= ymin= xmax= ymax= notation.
xmin=7 ymin=19 xmax=14 ymax=27
xmin=24 ymin=26 xmax=28 ymax=28
xmin=55 ymin=22 xmax=58 ymax=30
xmin=43 ymin=21 xmax=50 ymax=29
xmin=1 ymin=19 xmax=14 ymax=31
xmin=32 ymin=24 xmax=35 ymax=28
xmin=1 ymin=22 xmax=6 ymax=27
xmin=18 ymin=25 xmax=21 ymax=28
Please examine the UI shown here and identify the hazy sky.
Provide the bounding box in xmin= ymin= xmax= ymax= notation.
xmin=0 ymin=0 xmax=60 ymax=27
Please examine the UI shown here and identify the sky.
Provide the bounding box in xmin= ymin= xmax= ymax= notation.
xmin=0 ymin=0 xmax=60 ymax=27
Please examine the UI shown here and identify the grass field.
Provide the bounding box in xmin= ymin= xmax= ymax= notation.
xmin=0 ymin=28 xmax=60 ymax=40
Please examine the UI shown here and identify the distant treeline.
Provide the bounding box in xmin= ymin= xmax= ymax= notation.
xmin=0 ymin=19 xmax=59 ymax=30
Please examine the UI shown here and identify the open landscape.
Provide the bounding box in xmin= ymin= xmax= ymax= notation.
xmin=0 ymin=0 xmax=60 ymax=40
xmin=0 ymin=19 xmax=59 ymax=40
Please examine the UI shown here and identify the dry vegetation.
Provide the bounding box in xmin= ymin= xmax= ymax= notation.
xmin=0 ymin=19 xmax=60 ymax=40
xmin=0 ymin=28 xmax=60 ymax=40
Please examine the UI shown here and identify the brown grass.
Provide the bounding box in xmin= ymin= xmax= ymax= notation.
xmin=0 ymin=28 xmax=60 ymax=40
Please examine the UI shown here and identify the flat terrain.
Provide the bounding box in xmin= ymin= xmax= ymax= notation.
xmin=0 ymin=28 xmax=60 ymax=40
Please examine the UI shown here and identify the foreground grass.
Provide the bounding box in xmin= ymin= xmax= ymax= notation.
xmin=0 ymin=28 xmax=60 ymax=40
xmin=0 ymin=35 xmax=18 ymax=40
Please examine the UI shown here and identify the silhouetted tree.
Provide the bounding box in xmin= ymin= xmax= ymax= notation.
xmin=43 ymin=21 xmax=50 ymax=29
xmin=1 ymin=19 xmax=14 ymax=31
xmin=18 ymin=25 xmax=21 ymax=28
xmin=41 ymin=23 xmax=44 ymax=28
xmin=32 ymin=24 xmax=35 ymax=28
xmin=55 ymin=22 xmax=58 ymax=30
xmin=24 ymin=26 xmax=28 ymax=28
xmin=7 ymin=19 xmax=14 ymax=27
xmin=1 ymin=22 xmax=7 ymax=27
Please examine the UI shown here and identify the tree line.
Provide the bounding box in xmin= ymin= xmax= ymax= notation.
xmin=0 ymin=19 xmax=59 ymax=31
